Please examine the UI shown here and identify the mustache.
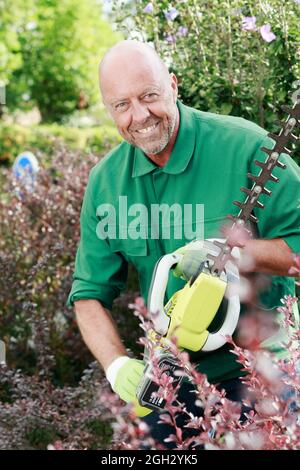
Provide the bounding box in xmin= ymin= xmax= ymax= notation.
xmin=129 ymin=120 xmax=160 ymax=132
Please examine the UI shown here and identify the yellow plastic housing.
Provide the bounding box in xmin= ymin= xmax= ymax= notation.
xmin=166 ymin=272 xmax=226 ymax=351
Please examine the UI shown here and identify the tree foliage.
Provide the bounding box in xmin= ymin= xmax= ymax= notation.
xmin=114 ymin=0 xmax=300 ymax=131
xmin=1 ymin=0 xmax=121 ymax=122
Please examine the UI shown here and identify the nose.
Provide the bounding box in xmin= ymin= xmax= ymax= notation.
xmin=131 ymin=101 xmax=150 ymax=126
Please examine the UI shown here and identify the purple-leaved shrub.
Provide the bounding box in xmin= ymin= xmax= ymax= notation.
xmin=1 ymin=147 xmax=299 ymax=449
xmin=0 ymin=148 xmax=116 ymax=449
xmin=99 ymin=287 xmax=300 ymax=450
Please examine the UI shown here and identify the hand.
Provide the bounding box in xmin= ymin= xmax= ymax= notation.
xmin=173 ymin=239 xmax=241 ymax=281
xmin=106 ymin=356 xmax=152 ymax=417
xmin=173 ymin=239 xmax=214 ymax=281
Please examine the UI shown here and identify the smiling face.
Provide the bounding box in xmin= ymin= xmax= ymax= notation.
xmin=99 ymin=42 xmax=178 ymax=156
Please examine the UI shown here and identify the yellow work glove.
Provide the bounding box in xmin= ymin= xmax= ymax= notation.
xmin=106 ymin=356 xmax=152 ymax=417
xmin=173 ymin=239 xmax=209 ymax=281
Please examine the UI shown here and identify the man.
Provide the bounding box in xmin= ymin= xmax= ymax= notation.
xmin=67 ymin=40 xmax=300 ymax=446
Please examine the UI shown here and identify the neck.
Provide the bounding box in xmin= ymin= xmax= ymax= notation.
xmin=146 ymin=107 xmax=180 ymax=167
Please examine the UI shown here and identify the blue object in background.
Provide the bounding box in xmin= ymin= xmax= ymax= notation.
xmin=12 ymin=151 xmax=39 ymax=193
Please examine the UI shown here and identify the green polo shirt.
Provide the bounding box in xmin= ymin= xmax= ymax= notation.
xmin=67 ymin=100 xmax=300 ymax=383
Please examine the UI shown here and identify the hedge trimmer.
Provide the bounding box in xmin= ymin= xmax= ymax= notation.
xmin=137 ymin=86 xmax=300 ymax=412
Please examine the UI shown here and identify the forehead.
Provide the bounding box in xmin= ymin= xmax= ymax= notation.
xmin=100 ymin=53 xmax=165 ymax=103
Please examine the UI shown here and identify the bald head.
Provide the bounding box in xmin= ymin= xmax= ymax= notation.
xmin=99 ymin=40 xmax=170 ymax=102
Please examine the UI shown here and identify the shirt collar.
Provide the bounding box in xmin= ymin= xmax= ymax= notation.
xmin=132 ymin=100 xmax=196 ymax=178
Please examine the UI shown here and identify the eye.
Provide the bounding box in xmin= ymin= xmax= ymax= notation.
xmin=144 ymin=93 xmax=158 ymax=100
xmin=115 ymin=102 xmax=128 ymax=111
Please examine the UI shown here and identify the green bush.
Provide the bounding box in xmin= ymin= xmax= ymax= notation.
xmin=114 ymin=0 xmax=300 ymax=135
xmin=0 ymin=123 xmax=121 ymax=166
xmin=1 ymin=0 xmax=121 ymax=122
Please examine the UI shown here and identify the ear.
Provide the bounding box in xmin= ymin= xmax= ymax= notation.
xmin=170 ymin=73 xmax=178 ymax=102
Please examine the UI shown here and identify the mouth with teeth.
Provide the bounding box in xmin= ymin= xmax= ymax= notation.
xmin=134 ymin=122 xmax=160 ymax=135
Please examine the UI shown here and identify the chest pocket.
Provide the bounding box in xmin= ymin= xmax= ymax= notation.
xmin=108 ymin=237 xmax=148 ymax=261
xmin=160 ymin=217 xmax=205 ymax=254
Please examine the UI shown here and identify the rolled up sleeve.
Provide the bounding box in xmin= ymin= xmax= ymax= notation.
xmin=67 ymin=173 xmax=128 ymax=310
xmin=251 ymin=135 xmax=300 ymax=254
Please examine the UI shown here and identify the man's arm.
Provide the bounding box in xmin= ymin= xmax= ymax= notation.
xmin=74 ymin=299 xmax=128 ymax=372
xmin=74 ymin=299 xmax=152 ymax=417
xmin=241 ymin=238 xmax=296 ymax=276
xmin=249 ymin=136 xmax=300 ymax=274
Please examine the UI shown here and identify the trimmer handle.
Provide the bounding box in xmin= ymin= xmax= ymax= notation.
xmin=147 ymin=253 xmax=182 ymax=335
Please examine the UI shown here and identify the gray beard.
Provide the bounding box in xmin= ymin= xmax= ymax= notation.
xmin=137 ymin=112 xmax=177 ymax=156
